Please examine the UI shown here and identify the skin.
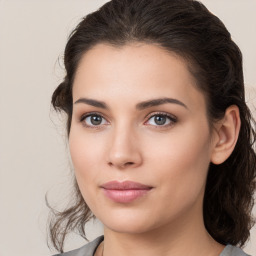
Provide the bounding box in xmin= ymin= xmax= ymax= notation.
xmin=69 ymin=42 xmax=240 ymax=256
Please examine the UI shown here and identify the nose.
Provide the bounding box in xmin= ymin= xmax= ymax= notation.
xmin=106 ymin=125 xmax=143 ymax=170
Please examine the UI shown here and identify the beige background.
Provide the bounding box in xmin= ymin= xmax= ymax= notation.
xmin=0 ymin=0 xmax=255 ymax=255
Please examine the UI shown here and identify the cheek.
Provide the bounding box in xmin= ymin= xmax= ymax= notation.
xmin=69 ymin=133 xmax=106 ymax=216
xmin=69 ymin=122 xmax=108 ymax=165
xmin=68 ymin=128 xmax=105 ymax=196
xmin=146 ymin=123 xmax=211 ymax=206
xmin=69 ymin=137 xmax=99 ymax=171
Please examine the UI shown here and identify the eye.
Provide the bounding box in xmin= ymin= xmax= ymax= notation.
xmin=80 ymin=113 xmax=108 ymax=127
xmin=145 ymin=113 xmax=177 ymax=127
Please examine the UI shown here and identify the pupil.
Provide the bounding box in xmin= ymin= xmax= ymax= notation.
xmin=154 ymin=115 xmax=166 ymax=125
xmin=91 ymin=115 xmax=102 ymax=125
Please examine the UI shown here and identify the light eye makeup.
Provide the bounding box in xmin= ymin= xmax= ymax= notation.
xmin=144 ymin=112 xmax=177 ymax=128
xmin=80 ymin=111 xmax=109 ymax=130
xmin=79 ymin=111 xmax=177 ymax=130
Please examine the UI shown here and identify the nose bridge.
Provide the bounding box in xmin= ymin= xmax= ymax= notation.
xmin=107 ymin=120 xmax=142 ymax=169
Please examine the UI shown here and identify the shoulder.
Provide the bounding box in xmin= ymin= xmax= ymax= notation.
xmin=220 ymin=245 xmax=251 ymax=256
xmin=52 ymin=236 xmax=104 ymax=256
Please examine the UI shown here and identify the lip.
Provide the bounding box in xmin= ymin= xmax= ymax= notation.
xmin=100 ymin=180 xmax=153 ymax=203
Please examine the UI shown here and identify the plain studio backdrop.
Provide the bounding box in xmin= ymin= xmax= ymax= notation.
xmin=0 ymin=0 xmax=255 ymax=255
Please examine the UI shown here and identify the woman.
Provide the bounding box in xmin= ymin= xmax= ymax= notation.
xmin=47 ymin=0 xmax=256 ymax=255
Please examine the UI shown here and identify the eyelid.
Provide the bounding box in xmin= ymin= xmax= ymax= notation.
xmin=80 ymin=111 xmax=110 ymax=129
xmin=144 ymin=111 xmax=177 ymax=127
xmin=79 ymin=111 xmax=177 ymax=129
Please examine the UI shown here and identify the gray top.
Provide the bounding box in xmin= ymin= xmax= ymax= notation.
xmin=53 ymin=235 xmax=251 ymax=256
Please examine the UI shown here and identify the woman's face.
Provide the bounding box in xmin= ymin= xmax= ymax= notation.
xmin=69 ymin=43 xmax=217 ymax=234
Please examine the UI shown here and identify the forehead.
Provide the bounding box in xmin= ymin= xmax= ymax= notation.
xmin=74 ymin=42 xmax=195 ymax=86
xmin=73 ymin=42 xmax=206 ymax=113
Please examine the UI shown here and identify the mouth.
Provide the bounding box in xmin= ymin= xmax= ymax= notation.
xmin=100 ymin=180 xmax=153 ymax=203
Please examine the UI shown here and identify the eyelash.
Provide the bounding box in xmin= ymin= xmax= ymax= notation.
xmin=145 ymin=112 xmax=177 ymax=128
xmin=79 ymin=111 xmax=177 ymax=130
xmin=80 ymin=112 xmax=108 ymax=130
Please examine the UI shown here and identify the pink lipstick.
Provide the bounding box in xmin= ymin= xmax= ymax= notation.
xmin=100 ymin=180 xmax=153 ymax=203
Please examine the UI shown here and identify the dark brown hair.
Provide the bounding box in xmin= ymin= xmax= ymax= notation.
xmin=47 ymin=0 xmax=256 ymax=253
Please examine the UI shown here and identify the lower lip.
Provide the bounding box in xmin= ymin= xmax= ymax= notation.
xmin=102 ymin=188 xmax=151 ymax=203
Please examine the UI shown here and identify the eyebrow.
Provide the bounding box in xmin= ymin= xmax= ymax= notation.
xmin=136 ymin=97 xmax=188 ymax=110
xmin=74 ymin=98 xmax=108 ymax=109
xmin=74 ymin=97 xmax=188 ymax=110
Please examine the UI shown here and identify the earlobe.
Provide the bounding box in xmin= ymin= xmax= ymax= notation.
xmin=210 ymin=105 xmax=241 ymax=165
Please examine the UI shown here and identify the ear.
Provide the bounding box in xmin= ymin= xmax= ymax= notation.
xmin=210 ymin=105 xmax=241 ymax=165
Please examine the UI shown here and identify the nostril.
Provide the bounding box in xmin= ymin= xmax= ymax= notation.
xmin=120 ymin=162 xmax=135 ymax=168
xmin=125 ymin=162 xmax=134 ymax=166
xmin=107 ymin=161 xmax=135 ymax=168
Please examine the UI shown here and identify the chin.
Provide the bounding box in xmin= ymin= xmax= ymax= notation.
xmin=96 ymin=209 xmax=164 ymax=234
xmin=104 ymin=221 xmax=155 ymax=234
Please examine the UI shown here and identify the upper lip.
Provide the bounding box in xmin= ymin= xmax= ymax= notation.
xmin=100 ymin=180 xmax=153 ymax=190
